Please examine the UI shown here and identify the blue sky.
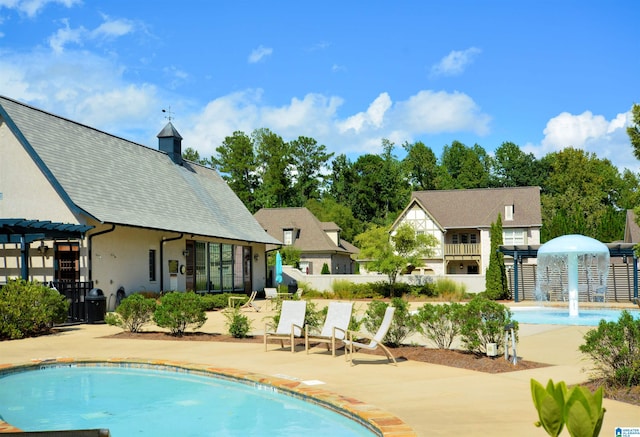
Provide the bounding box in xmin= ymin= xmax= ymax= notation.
xmin=1 ymin=0 xmax=639 ymax=172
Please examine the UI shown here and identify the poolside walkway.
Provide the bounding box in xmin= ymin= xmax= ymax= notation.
xmin=1 ymin=300 xmax=639 ymax=436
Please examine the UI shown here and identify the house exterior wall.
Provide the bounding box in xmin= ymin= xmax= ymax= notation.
xmin=87 ymin=222 xmax=269 ymax=310
xmin=392 ymin=201 xmax=542 ymax=277
xmin=1 ymin=123 xmax=269 ymax=305
xmin=0 ymin=121 xmax=78 ymax=223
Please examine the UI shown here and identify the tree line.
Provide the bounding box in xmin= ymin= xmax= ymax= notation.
xmin=182 ymin=104 xmax=640 ymax=244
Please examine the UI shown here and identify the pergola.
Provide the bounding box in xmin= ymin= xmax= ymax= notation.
xmin=0 ymin=218 xmax=93 ymax=280
xmin=499 ymin=243 xmax=638 ymax=302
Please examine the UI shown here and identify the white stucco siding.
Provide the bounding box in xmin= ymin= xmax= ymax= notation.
xmin=396 ymin=205 xmax=444 ymax=257
xmin=89 ymin=225 xmax=164 ymax=305
xmin=0 ymin=122 xmax=77 ymax=223
xmin=480 ymin=228 xmax=491 ymax=274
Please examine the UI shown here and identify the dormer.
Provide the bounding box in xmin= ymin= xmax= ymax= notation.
xmin=504 ymin=204 xmax=514 ymax=221
xmin=283 ymin=228 xmax=299 ymax=245
xmin=322 ymin=222 xmax=341 ymax=246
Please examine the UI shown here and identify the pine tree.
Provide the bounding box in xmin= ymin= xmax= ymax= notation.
xmin=485 ymin=214 xmax=509 ymax=300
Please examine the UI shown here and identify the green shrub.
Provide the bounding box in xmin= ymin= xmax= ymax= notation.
xmin=106 ymin=293 xmax=157 ymax=333
xmin=364 ymin=298 xmax=417 ymax=347
xmin=415 ymin=302 xmax=463 ymax=349
xmin=153 ymin=291 xmax=207 ymax=336
xmin=136 ymin=290 xmax=161 ymax=300
xmin=199 ymin=293 xmax=241 ymax=311
xmin=224 ymin=307 xmax=252 ymax=338
xmin=0 ymin=279 xmax=68 ymax=339
xmin=579 ymin=310 xmax=640 ymax=387
xmin=458 ymin=295 xmax=517 ymax=355
xmin=433 ymin=278 xmax=468 ymax=301
xmin=321 ymin=263 xmax=330 ymax=274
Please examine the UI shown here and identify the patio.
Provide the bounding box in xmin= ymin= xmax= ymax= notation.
xmin=0 ymin=300 xmax=639 ymax=436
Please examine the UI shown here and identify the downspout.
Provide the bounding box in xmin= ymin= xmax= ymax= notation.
xmin=160 ymin=233 xmax=183 ymax=292
xmin=88 ymin=224 xmax=116 ymax=282
xmin=513 ymin=251 xmax=520 ymax=302
xmin=20 ymin=235 xmax=28 ymax=280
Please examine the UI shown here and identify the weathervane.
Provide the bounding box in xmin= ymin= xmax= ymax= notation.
xmin=162 ymin=106 xmax=174 ymax=122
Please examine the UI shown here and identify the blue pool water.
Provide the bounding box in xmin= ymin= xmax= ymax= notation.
xmin=511 ymin=307 xmax=640 ymax=326
xmin=0 ymin=365 xmax=375 ymax=436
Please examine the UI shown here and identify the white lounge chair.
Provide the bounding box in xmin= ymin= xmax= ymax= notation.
xmin=305 ymin=301 xmax=353 ymax=357
xmin=241 ymin=290 xmax=260 ymax=312
xmin=264 ymin=287 xmax=278 ymax=309
xmin=264 ymin=300 xmax=307 ymax=352
xmin=344 ymin=306 xmax=396 ymax=365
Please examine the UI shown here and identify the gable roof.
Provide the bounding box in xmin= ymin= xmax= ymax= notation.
xmin=254 ymin=207 xmax=358 ymax=254
xmin=0 ymin=96 xmax=279 ymax=245
xmin=409 ymin=186 xmax=542 ymax=229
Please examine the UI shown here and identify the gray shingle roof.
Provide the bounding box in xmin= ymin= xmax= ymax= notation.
xmin=254 ymin=207 xmax=358 ymax=254
xmin=410 ymin=186 xmax=542 ymax=229
xmin=0 ymin=96 xmax=279 ymax=245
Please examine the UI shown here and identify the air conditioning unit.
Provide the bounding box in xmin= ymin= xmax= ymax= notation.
xmin=486 ymin=342 xmax=498 ymax=357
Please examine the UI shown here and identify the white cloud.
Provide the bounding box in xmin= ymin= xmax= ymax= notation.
xmin=391 ymin=90 xmax=491 ymax=135
xmin=430 ymin=47 xmax=482 ymax=77
xmin=338 ymin=93 xmax=392 ymax=133
xmin=49 ymin=18 xmax=85 ymax=53
xmin=0 ymin=0 xmax=79 ymax=17
xmin=0 ymin=49 xmax=161 ymax=134
xmin=183 ymin=88 xmax=491 ymax=158
xmin=49 ymin=15 xmax=136 ymax=53
xmin=523 ymin=109 xmax=638 ymax=172
xmin=91 ymin=15 xmax=135 ymax=39
xmin=248 ymin=45 xmax=272 ymax=63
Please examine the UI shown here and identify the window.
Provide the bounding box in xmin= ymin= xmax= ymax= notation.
xmin=283 ymin=229 xmax=293 ymax=245
xmin=503 ymin=229 xmax=526 ymax=245
xmin=191 ymin=241 xmax=248 ymax=293
xmin=148 ymin=249 xmax=156 ymax=281
xmin=470 ymin=234 xmax=477 ymax=244
xmin=451 ymin=234 xmax=459 ymax=244
xmin=505 ymin=204 xmax=514 ymax=221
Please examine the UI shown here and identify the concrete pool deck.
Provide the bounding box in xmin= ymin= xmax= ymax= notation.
xmin=1 ymin=300 xmax=639 ymax=436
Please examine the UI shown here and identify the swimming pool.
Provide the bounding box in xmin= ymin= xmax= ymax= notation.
xmin=511 ymin=307 xmax=640 ymax=326
xmin=0 ymin=361 xmax=390 ymax=436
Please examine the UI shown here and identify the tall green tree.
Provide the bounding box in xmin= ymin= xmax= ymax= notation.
xmin=485 ymin=214 xmax=509 ymax=300
xmin=253 ymin=128 xmax=294 ymax=208
xmin=355 ymin=223 xmax=437 ymax=296
xmin=492 ymin=142 xmax=546 ymax=188
xmin=212 ymin=131 xmax=259 ymax=211
xmin=402 ymin=140 xmax=438 ymax=190
xmin=327 ymin=153 xmax=354 ymax=205
xmin=540 ymin=147 xmax=624 ymax=241
xmin=289 ymin=136 xmax=334 ymax=205
xmin=182 ymin=147 xmax=211 ymax=166
xmin=439 ymin=141 xmax=491 ymax=189
xmin=305 ymin=198 xmax=364 ymax=243
xmin=628 ymin=103 xmax=640 ymax=160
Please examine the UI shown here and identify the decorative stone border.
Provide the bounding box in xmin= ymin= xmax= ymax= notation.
xmin=0 ymin=358 xmax=416 ymax=436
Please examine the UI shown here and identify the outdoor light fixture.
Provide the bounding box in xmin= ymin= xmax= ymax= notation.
xmin=253 ymin=253 xmax=259 ymax=262
xmin=459 ymin=263 xmax=463 ymax=270
xmin=182 ymin=250 xmax=189 ymax=257
xmin=37 ymin=243 xmax=49 ymax=255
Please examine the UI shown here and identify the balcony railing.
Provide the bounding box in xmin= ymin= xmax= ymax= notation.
xmin=444 ymin=243 xmax=481 ymax=256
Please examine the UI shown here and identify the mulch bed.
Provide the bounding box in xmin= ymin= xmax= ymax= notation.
xmin=106 ymin=331 xmax=548 ymax=373
xmin=106 ymin=331 xmax=640 ymax=405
